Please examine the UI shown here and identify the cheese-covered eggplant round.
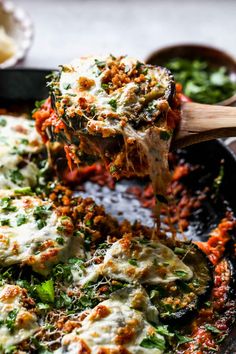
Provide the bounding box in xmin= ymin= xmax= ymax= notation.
xmin=0 ymin=115 xmax=43 ymax=189
xmin=0 ymin=190 xmax=74 ymax=274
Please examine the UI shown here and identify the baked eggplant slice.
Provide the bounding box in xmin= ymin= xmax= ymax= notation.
xmin=33 ymin=55 xmax=179 ymax=200
xmin=147 ymin=242 xmax=213 ymax=322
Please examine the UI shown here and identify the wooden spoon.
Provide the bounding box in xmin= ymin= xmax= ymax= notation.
xmin=173 ymin=102 xmax=236 ymax=149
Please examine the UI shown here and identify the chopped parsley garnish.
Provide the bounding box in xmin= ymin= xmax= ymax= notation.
xmin=9 ymin=169 xmax=24 ymax=185
xmin=90 ymin=105 xmax=97 ymax=116
xmin=94 ymin=59 xmax=106 ymax=68
xmin=174 ymin=247 xmax=186 ymax=255
xmin=175 ymin=270 xmax=188 ymax=278
xmin=165 ymin=58 xmax=236 ymax=104
xmin=0 ymin=117 xmax=7 ymax=127
xmin=108 ymin=99 xmax=117 ymax=110
xmin=14 ymin=187 xmax=32 ymax=196
xmin=36 ymin=279 xmax=55 ymax=303
xmin=32 ymin=99 xmax=46 ymax=114
xmin=136 ymin=61 xmax=143 ymax=70
xmin=0 ymin=218 xmax=10 ymax=226
xmin=213 ymin=164 xmax=224 ymax=196
xmin=128 ymin=259 xmax=138 ymax=266
xmin=175 ymin=333 xmax=193 ymax=346
xmin=160 ymin=131 xmax=171 ymax=141
xmin=53 ymin=263 xmax=73 ymax=283
xmin=56 ymin=237 xmax=64 ymax=245
xmin=33 ymin=205 xmax=51 ymax=230
xmin=4 ymin=345 xmax=17 ymax=354
xmin=57 ymin=225 xmax=65 ymax=233
xmin=0 ymin=197 xmax=17 ymax=212
xmin=109 ymin=165 xmax=117 ymax=174
xmin=16 ymin=214 xmax=28 ymax=226
xmin=140 ymin=334 xmax=166 ymax=350
xmin=156 ymin=325 xmax=174 ymax=337
xmin=63 ymin=82 xmax=71 ymax=90
xmin=101 ymin=83 xmax=109 ymax=90
xmin=55 ymin=292 xmax=72 ymax=309
xmin=205 ymin=324 xmax=221 ymax=334
xmin=85 ymin=219 xmax=92 ymax=227
xmin=36 ymin=219 xmax=47 ymax=230
xmin=20 ymin=138 xmax=29 ymax=145
xmin=6 ymin=309 xmax=18 ymax=333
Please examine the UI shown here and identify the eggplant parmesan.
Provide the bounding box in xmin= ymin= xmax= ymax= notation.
xmin=0 ymin=190 xmax=74 ymax=274
xmin=0 ymin=115 xmax=43 ymax=190
xmin=33 ymin=55 xmax=180 ymax=207
xmin=55 ymin=287 xmax=163 ymax=354
xmin=0 ymin=62 xmax=235 ymax=353
xmin=0 ymin=284 xmax=38 ymax=350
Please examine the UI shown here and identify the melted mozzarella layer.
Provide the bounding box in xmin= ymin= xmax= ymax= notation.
xmin=0 ymin=115 xmax=43 ymax=189
xmin=0 ymin=284 xmax=38 ymax=350
xmin=55 ymin=288 xmax=163 ymax=354
xmin=100 ymin=237 xmax=193 ymax=284
xmin=59 ymin=56 xmax=171 ymax=131
xmin=0 ymin=191 xmax=74 ymax=274
xmin=76 ymin=236 xmax=193 ymax=286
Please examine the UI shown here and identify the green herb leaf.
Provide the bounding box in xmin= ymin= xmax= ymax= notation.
xmin=56 ymin=237 xmax=65 ymax=245
xmin=176 ymin=333 xmax=193 ymax=346
xmin=33 ymin=205 xmax=51 ymax=229
xmin=9 ymin=169 xmax=24 ymax=185
xmin=156 ymin=325 xmax=174 ymax=337
xmin=94 ymin=59 xmax=106 ymax=68
xmin=6 ymin=309 xmax=18 ymax=333
xmin=32 ymin=99 xmax=46 ymax=114
xmin=5 ymin=345 xmax=17 ymax=354
xmin=14 ymin=187 xmax=32 ymax=196
xmin=0 ymin=117 xmax=7 ymax=127
xmin=101 ymin=83 xmax=109 ymax=90
xmin=55 ymin=293 xmax=72 ymax=309
xmin=205 ymin=324 xmax=221 ymax=334
xmin=16 ymin=214 xmax=28 ymax=226
xmin=20 ymin=139 xmax=29 ymax=145
xmin=36 ymin=279 xmax=55 ymax=303
xmin=0 ymin=197 xmax=17 ymax=212
xmin=175 ymin=270 xmax=188 ymax=278
xmin=36 ymin=219 xmax=47 ymax=230
xmin=0 ymin=218 xmax=10 ymax=226
xmin=160 ymin=131 xmax=171 ymax=140
xmin=165 ymin=58 xmax=236 ymax=104
xmin=63 ymin=83 xmax=71 ymax=90
xmin=108 ymin=99 xmax=117 ymax=110
xmin=140 ymin=334 xmax=166 ymax=350
xmin=174 ymin=247 xmax=186 ymax=255
xmin=128 ymin=259 xmax=138 ymax=266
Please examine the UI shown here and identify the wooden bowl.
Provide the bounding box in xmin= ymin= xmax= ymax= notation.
xmin=0 ymin=0 xmax=33 ymax=68
xmin=146 ymin=44 xmax=236 ymax=106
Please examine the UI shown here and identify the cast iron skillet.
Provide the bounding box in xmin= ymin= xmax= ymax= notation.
xmin=0 ymin=69 xmax=235 ymax=353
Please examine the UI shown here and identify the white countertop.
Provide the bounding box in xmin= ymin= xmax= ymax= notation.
xmin=17 ymin=0 xmax=236 ymax=69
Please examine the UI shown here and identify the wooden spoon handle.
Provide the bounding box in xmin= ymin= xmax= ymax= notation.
xmin=173 ymin=102 xmax=236 ymax=149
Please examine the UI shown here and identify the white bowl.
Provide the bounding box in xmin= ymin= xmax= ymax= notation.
xmin=0 ymin=0 xmax=33 ymax=68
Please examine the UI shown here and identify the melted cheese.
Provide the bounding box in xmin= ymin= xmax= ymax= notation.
xmin=0 ymin=284 xmax=38 ymax=350
xmin=0 ymin=190 xmax=74 ymax=274
xmin=59 ymin=56 xmax=170 ymax=120
xmin=76 ymin=236 xmax=192 ymax=286
xmin=0 ymin=115 xmax=43 ymax=189
xmin=49 ymin=56 xmax=175 ymax=211
xmin=55 ymin=287 xmax=163 ymax=354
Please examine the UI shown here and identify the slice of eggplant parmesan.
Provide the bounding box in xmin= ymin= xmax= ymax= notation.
xmin=147 ymin=242 xmax=213 ymax=322
xmin=34 ymin=56 xmax=179 ymax=201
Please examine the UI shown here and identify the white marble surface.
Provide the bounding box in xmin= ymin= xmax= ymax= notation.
xmin=16 ymin=0 xmax=236 ymax=69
